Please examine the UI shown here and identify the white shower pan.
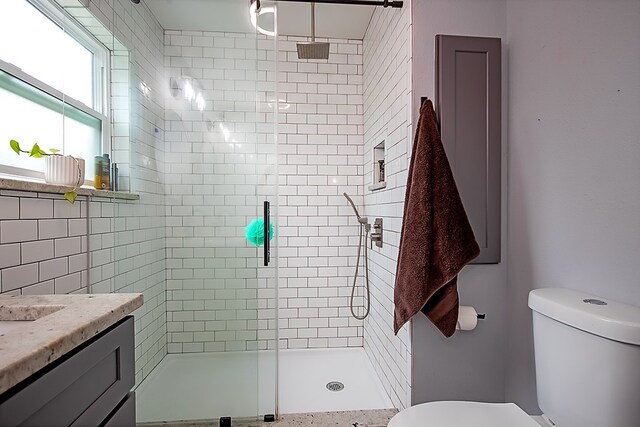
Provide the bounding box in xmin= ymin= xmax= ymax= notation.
xmin=136 ymin=347 xmax=393 ymax=423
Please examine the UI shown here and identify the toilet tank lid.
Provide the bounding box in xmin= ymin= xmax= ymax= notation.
xmin=528 ymin=288 xmax=640 ymax=345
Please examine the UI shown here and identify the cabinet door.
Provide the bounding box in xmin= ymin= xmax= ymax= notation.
xmin=0 ymin=317 xmax=134 ymax=427
xmin=102 ymin=392 xmax=136 ymax=427
xmin=436 ymin=35 xmax=502 ymax=263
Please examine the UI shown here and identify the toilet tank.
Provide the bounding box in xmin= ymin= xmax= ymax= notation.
xmin=528 ymin=288 xmax=640 ymax=427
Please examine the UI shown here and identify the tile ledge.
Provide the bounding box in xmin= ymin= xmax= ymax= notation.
xmin=368 ymin=181 xmax=387 ymax=192
xmin=0 ymin=176 xmax=140 ymax=201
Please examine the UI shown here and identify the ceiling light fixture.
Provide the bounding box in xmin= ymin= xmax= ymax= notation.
xmin=249 ymin=0 xmax=275 ymax=37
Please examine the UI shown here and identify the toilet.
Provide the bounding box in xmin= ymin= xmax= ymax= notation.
xmin=388 ymin=288 xmax=640 ymax=427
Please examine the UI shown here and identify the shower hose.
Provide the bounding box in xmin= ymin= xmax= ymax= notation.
xmin=350 ymin=216 xmax=371 ymax=320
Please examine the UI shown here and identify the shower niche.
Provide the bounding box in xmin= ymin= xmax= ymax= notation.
xmin=369 ymin=140 xmax=387 ymax=191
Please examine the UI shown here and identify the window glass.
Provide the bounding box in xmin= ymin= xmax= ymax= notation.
xmin=0 ymin=0 xmax=106 ymax=180
xmin=0 ymin=0 xmax=94 ymax=108
xmin=0 ymin=70 xmax=101 ymax=176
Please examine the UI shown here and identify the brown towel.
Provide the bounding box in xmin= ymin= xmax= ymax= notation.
xmin=393 ymin=100 xmax=480 ymax=337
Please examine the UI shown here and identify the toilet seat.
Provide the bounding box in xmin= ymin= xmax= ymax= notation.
xmin=388 ymin=401 xmax=542 ymax=427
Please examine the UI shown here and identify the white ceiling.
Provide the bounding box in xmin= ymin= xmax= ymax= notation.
xmin=144 ymin=0 xmax=375 ymax=40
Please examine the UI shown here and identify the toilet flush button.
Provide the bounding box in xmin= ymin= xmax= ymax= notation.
xmin=583 ymin=298 xmax=607 ymax=306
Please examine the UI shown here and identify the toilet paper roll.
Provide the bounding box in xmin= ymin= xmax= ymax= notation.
xmin=456 ymin=306 xmax=479 ymax=331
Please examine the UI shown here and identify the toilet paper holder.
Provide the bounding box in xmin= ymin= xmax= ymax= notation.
xmin=456 ymin=306 xmax=486 ymax=331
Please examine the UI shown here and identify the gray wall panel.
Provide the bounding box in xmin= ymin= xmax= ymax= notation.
xmin=410 ymin=0 xmax=508 ymax=407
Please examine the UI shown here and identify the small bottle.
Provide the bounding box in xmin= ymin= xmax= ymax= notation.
xmin=102 ymin=154 xmax=110 ymax=190
xmin=112 ymin=163 xmax=119 ymax=191
xmin=94 ymin=156 xmax=103 ymax=189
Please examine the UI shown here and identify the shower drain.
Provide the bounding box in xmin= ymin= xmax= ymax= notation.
xmin=326 ymin=381 xmax=345 ymax=392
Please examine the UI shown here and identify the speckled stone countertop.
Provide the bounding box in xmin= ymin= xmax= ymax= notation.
xmin=0 ymin=293 xmax=143 ymax=395
xmin=138 ymin=409 xmax=399 ymax=427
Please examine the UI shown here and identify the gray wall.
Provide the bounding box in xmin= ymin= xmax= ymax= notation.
xmin=410 ymin=0 xmax=640 ymax=412
xmin=505 ymin=0 xmax=640 ymax=412
xmin=410 ymin=0 xmax=509 ymax=405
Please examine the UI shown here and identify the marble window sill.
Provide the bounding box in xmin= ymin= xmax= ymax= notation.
xmin=0 ymin=176 xmax=140 ymax=201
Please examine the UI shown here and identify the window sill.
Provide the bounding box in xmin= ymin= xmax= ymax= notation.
xmin=0 ymin=176 xmax=140 ymax=201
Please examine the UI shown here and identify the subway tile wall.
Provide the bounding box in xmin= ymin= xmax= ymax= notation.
xmin=77 ymin=0 xmax=169 ymax=385
xmin=163 ymin=31 xmax=366 ymax=352
xmin=276 ymin=36 xmax=366 ymax=350
xmin=362 ymin=5 xmax=413 ymax=409
xmin=164 ymin=30 xmax=279 ymax=354
xmin=0 ymin=191 xmax=166 ymax=386
xmin=0 ymin=193 xmax=89 ymax=296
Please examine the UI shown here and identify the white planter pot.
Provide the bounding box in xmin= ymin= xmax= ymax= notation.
xmin=44 ymin=156 xmax=85 ymax=187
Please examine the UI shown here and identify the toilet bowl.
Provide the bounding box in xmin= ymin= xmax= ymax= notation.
xmin=387 ymin=401 xmax=544 ymax=427
xmin=388 ymin=288 xmax=640 ymax=427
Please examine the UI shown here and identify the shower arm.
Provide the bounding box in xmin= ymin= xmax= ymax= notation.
xmin=274 ymin=0 xmax=403 ymax=8
xmin=311 ymin=2 xmax=316 ymax=42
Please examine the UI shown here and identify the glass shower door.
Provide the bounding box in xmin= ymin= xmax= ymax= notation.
xmin=155 ymin=0 xmax=279 ymax=422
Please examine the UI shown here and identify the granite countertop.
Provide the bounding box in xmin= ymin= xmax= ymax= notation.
xmin=0 ymin=293 xmax=143 ymax=395
xmin=138 ymin=409 xmax=399 ymax=427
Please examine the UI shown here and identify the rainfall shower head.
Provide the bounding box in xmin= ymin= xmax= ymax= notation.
xmin=297 ymin=42 xmax=330 ymax=60
xmin=297 ymin=3 xmax=330 ymax=60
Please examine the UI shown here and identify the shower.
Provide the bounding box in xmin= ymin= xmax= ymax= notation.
xmin=343 ymin=193 xmax=371 ymax=320
xmin=250 ymin=0 xmax=404 ymax=60
xmin=296 ymin=2 xmax=330 ymax=60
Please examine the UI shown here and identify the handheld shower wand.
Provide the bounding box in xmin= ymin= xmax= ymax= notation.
xmin=343 ymin=193 xmax=371 ymax=320
xmin=343 ymin=192 xmax=368 ymax=224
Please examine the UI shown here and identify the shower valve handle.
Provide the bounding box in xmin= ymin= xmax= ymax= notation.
xmin=370 ymin=218 xmax=383 ymax=248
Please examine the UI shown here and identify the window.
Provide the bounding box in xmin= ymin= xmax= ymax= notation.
xmin=0 ymin=0 xmax=109 ymax=181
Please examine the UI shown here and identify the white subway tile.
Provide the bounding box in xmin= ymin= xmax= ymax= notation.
xmin=20 ymin=198 xmax=53 ymax=219
xmin=1 ymin=263 xmax=39 ymax=292
xmin=0 ymin=197 xmax=19 ymax=219
xmin=0 ymin=244 xmax=21 ymax=269
xmin=1 ymin=220 xmax=38 ymax=244
xmin=21 ymin=240 xmax=54 ymax=264
xmin=38 ymin=219 xmax=68 ymax=240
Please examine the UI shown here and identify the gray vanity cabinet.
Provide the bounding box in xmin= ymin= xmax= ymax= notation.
xmin=0 ymin=316 xmax=135 ymax=426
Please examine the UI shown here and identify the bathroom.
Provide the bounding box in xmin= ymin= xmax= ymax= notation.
xmin=0 ymin=0 xmax=638 ymax=426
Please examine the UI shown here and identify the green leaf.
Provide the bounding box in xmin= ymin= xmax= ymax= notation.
xmin=64 ymin=191 xmax=77 ymax=204
xmin=10 ymin=140 xmax=21 ymax=155
xmin=49 ymin=148 xmax=60 ymax=154
xmin=29 ymin=143 xmax=46 ymax=158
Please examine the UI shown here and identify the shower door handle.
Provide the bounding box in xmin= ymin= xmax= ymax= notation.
xmin=263 ymin=200 xmax=270 ymax=266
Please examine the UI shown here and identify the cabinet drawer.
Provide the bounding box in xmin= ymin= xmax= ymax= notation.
xmin=0 ymin=316 xmax=134 ymax=427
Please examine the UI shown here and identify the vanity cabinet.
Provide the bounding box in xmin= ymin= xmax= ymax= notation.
xmin=0 ymin=316 xmax=135 ymax=427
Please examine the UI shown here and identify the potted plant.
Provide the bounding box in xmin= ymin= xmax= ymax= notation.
xmin=9 ymin=140 xmax=84 ymax=203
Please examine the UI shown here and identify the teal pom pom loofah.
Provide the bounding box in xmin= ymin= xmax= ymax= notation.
xmin=245 ymin=218 xmax=273 ymax=247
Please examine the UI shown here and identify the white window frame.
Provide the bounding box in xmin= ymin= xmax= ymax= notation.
xmin=0 ymin=0 xmax=111 ymax=181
